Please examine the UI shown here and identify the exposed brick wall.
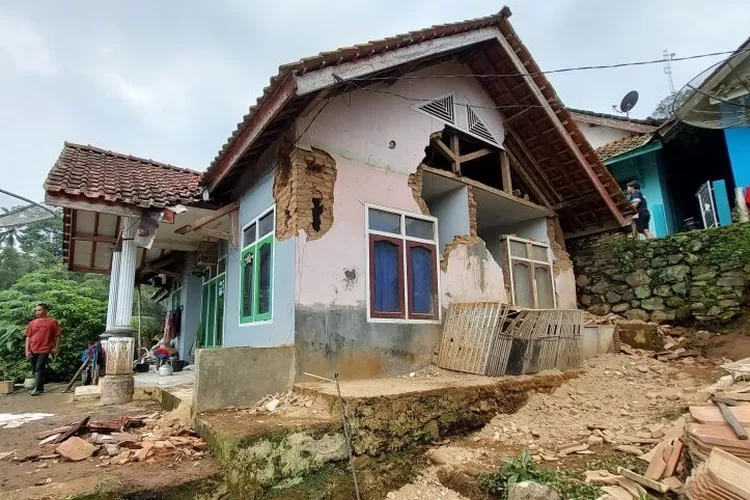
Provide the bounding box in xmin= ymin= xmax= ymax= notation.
xmin=408 ymin=165 xmax=431 ymax=215
xmin=274 ymin=145 xmax=337 ymax=241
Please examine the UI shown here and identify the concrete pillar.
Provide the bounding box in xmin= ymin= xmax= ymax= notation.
xmin=105 ymin=249 xmax=121 ymax=332
xmin=101 ymin=216 xmax=138 ymax=405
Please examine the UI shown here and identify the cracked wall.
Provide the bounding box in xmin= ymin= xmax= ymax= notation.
xmin=408 ymin=165 xmax=431 ymax=215
xmin=274 ymin=145 xmax=337 ymax=242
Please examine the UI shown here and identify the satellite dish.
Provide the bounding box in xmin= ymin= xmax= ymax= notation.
xmin=673 ymin=51 xmax=750 ymax=129
xmin=619 ymin=91 xmax=639 ymax=114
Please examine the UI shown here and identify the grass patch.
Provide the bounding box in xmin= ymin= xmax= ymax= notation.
xmin=481 ymin=450 xmax=601 ymax=500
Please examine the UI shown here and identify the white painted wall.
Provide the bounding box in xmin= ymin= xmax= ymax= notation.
xmin=574 ymin=120 xmax=634 ymax=149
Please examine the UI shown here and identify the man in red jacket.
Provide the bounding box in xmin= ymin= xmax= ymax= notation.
xmin=25 ymin=303 xmax=61 ymax=396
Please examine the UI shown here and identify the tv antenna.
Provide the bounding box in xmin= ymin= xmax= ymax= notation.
xmin=673 ymin=50 xmax=750 ymax=129
xmin=663 ymin=49 xmax=677 ymax=95
xmin=611 ymin=90 xmax=639 ymax=118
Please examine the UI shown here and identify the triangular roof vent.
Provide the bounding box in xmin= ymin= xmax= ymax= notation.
xmin=412 ymin=93 xmax=456 ymax=125
xmin=467 ymin=104 xmax=498 ymax=146
xmin=411 ymin=93 xmax=500 ymax=147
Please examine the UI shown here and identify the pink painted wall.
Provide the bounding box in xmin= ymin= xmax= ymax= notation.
xmin=294 ymin=60 xmax=510 ymax=309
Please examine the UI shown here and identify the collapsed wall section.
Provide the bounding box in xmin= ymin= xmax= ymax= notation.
xmin=274 ymin=145 xmax=337 ymax=241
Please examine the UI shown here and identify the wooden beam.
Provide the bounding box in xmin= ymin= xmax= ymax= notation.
xmin=229 ymin=211 xmax=239 ymax=248
xmin=72 ymin=234 xmax=117 ymax=244
xmin=153 ymin=239 xmax=201 ymax=252
xmin=505 ymin=149 xmax=552 ymax=207
xmin=420 ymin=165 xmax=553 ymax=215
xmin=494 ymin=33 xmax=626 ymax=226
xmin=459 ymin=148 xmax=493 ymax=164
xmin=449 ymin=131 xmax=461 ymax=175
xmin=89 ymin=212 xmax=100 ymax=269
xmin=197 ymin=228 xmax=233 ymax=241
xmin=552 ymin=191 xmax=607 ymax=210
xmin=431 ymin=137 xmax=458 ymax=164
xmin=207 ymin=76 xmax=297 ymax=192
xmin=70 ymin=266 xmax=109 ymax=275
xmin=500 ymin=150 xmax=513 ymax=194
xmin=294 ymin=27 xmax=501 ymax=96
xmin=45 ymin=193 xmax=145 ymax=219
xmin=175 ymin=202 xmax=239 ymax=235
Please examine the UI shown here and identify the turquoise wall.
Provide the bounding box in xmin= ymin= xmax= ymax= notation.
xmin=724 ymin=128 xmax=750 ymax=188
xmin=606 ymin=148 xmax=674 ymax=237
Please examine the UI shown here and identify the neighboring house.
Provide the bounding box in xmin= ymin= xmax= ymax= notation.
xmin=43 ymin=9 xmax=632 ymax=405
xmin=572 ymin=105 xmax=738 ymax=238
xmin=674 ymin=36 xmax=750 ymax=211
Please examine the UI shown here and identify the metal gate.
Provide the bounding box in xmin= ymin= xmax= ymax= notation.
xmin=696 ymin=181 xmax=718 ymax=229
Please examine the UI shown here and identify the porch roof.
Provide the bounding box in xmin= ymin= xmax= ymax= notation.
xmin=202 ymin=7 xmax=631 ymax=231
xmin=44 ymin=142 xmax=203 ymax=210
xmin=595 ymin=134 xmax=656 ymax=163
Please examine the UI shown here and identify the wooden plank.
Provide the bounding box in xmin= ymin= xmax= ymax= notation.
xmin=197 ymin=228 xmax=233 ymax=241
xmin=617 ymin=467 xmax=669 ymax=493
xmin=493 ymin=33 xmax=626 ymax=226
xmin=230 ymin=211 xmax=239 ymax=248
xmin=500 ymin=150 xmax=512 ymax=194
xmin=505 ymin=149 xmax=552 ymax=207
xmin=449 ymin=131 xmax=461 ymax=175
xmin=690 ymin=405 xmax=750 ymax=426
xmin=175 ymin=202 xmax=239 ymax=235
xmin=71 ymin=234 xmax=118 ymax=244
xmin=458 ymin=148 xmax=493 ymax=164
xmin=45 ymin=193 xmax=145 ymax=219
xmin=663 ymin=438 xmax=683 ymax=478
xmin=54 ymin=416 xmax=90 ymax=444
xmin=645 ymin=441 xmax=668 ymax=480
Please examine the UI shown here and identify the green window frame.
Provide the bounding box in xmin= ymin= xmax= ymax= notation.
xmin=240 ymin=206 xmax=275 ymax=325
xmin=200 ymin=255 xmax=226 ymax=348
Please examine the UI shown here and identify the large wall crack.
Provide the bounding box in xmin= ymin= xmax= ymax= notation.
xmin=274 ymin=145 xmax=337 ymax=241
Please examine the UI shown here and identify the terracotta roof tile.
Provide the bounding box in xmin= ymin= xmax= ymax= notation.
xmin=567 ymin=108 xmax=664 ymax=127
xmin=44 ymin=143 xmax=202 ymax=209
xmin=594 ymin=134 xmax=654 ymax=162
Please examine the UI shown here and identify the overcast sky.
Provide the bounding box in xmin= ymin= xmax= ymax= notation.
xmin=1 ymin=0 xmax=748 ymax=202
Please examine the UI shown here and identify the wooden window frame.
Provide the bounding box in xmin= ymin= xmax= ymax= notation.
xmin=365 ymin=204 xmax=440 ymax=323
xmin=502 ymin=235 xmax=556 ymax=309
xmin=239 ymin=205 xmax=275 ymax=326
xmin=368 ymin=234 xmax=405 ymax=319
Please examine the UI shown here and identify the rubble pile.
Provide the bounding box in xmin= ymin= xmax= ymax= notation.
xmin=244 ymin=390 xmax=319 ymax=415
xmin=7 ymin=412 xmax=207 ymax=467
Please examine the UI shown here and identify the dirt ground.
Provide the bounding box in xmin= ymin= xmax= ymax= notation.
xmin=383 ymin=353 xmax=722 ymax=499
xmin=0 ymin=384 xmax=219 ymax=500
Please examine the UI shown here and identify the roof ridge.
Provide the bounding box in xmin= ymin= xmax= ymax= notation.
xmin=567 ymin=107 xmax=664 ymax=126
xmin=63 ymin=142 xmax=202 ymax=176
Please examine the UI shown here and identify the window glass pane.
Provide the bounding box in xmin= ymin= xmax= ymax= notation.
xmin=373 ymin=240 xmax=401 ymax=312
xmin=209 ymin=265 xmax=216 ymax=280
xmin=369 ymin=209 xmax=401 ymax=234
xmin=405 ymin=217 xmax=434 ymax=240
xmin=242 ymin=250 xmax=254 ymax=319
xmin=218 ymin=258 xmax=226 ymax=275
xmin=243 ymin=223 xmax=256 ymax=246
xmin=258 ymin=242 xmax=272 ymax=315
xmin=410 ymin=246 xmax=434 ymax=314
xmin=258 ymin=211 xmax=274 ymax=237
xmin=512 ymin=262 xmax=533 ymax=308
xmin=532 ymin=245 xmax=548 ymax=262
xmin=510 ymin=240 xmax=527 ymax=258
xmin=536 ymin=266 xmax=554 ymax=309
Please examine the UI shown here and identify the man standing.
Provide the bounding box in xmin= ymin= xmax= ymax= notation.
xmin=626 ymin=180 xmax=653 ymax=239
xmin=25 ymin=303 xmax=61 ymax=396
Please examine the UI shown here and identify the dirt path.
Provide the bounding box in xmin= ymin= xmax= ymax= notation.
xmin=0 ymin=384 xmax=219 ymax=499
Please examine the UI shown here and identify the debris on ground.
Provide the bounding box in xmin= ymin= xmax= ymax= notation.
xmin=244 ymin=390 xmax=319 ymax=415
xmin=9 ymin=411 xmax=207 ymax=468
xmin=685 ymin=447 xmax=750 ymax=498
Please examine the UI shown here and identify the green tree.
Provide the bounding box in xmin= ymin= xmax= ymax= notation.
xmin=650 ymin=94 xmax=676 ymax=120
xmin=0 ymin=267 xmax=109 ymax=382
xmin=0 ymin=247 xmax=36 ymax=290
xmin=18 ymin=210 xmax=64 ymax=259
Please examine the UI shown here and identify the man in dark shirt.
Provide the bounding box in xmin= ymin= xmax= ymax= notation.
xmin=627 ymin=180 xmax=653 ymax=239
xmin=25 ymin=303 xmax=61 ymax=396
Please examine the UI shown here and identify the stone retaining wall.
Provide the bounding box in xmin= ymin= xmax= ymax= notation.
xmin=569 ymin=224 xmax=750 ymax=323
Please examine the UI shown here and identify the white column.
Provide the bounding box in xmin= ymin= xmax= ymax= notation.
xmin=105 ymin=249 xmax=121 ymax=331
xmin=101 ymin=216 xmax=138 ymax=405
xmin=115 ymin=217 xmax=137 ymax=327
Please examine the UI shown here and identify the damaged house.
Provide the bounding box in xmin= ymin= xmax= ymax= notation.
xmin=43 ymin=8 xmax=631 ymax=408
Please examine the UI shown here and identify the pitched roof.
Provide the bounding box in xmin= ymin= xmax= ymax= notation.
xmin=594 ymin=134 xmax=654 ymax=162
xmin=203 ymin=8 xmax=631 ymax=230
xmin=567 ymin=108 xmax=664 ymax=127
xmin=44 ymin=142 xmax=203 ymax=209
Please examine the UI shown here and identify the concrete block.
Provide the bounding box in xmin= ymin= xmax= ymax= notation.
xmin=582 ymin=325 xmax=615 ymax=359
xmin=194 ymin=345 xmax=296 ymax=412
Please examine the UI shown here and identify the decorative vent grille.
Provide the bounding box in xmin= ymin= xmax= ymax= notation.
xmin=467 ymin=106 xmax=498 ymax=145
xmin=416 ymin=94 xmax=455 ymax=124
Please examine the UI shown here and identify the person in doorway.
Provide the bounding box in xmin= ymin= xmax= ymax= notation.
xmin=626 ymin=180 xmax=653 ymax=239
xmin=25 ymin=303 xmax=61 ymax=396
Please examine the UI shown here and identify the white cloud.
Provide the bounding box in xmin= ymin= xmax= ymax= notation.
xmin=0 ymin=12 xmax=57 ymax=76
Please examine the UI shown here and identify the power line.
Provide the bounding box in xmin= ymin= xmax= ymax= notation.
xmin=348 ymin=49 xmax=749 ymax=82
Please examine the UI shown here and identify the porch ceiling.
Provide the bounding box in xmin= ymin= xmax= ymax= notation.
xmin=63 ymin=206 xmax=231 ymax=275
